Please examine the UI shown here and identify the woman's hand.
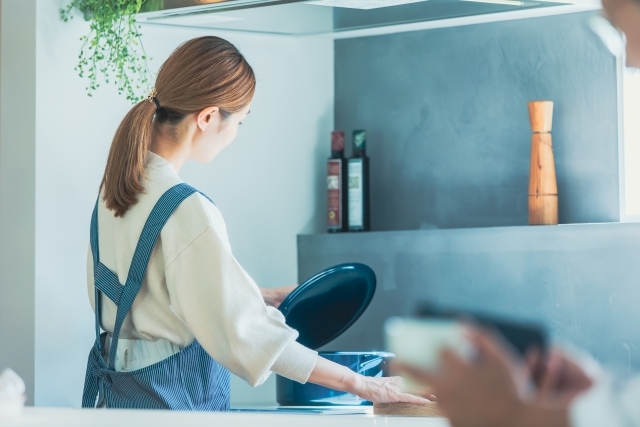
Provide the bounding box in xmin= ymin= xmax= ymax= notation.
xmin=351 ymin=375 xmax=433 ymax=405
xmin=306 ymin=355 xmax=430 ymax=406
xmin=261 ymin=285 xmax=297 ymax=308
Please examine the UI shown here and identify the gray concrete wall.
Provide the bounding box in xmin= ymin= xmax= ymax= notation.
xmin=335 ymin=12 xmax=619 ymax=230
xmin=304 ymin=14 xmax=629 ymax=373
xmin=298 ymin=223 xmax=640 ymax=373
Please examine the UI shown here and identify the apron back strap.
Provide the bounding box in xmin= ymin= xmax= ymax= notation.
xmin=89 ymin=183 xmax=213 ymax=370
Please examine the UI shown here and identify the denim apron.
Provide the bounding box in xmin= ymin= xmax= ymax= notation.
xmin=82 ymin=183 xmax=231 ymax=410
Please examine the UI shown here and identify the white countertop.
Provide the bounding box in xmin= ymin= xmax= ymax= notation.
xmin=2 ymin=407 xmax=450 ymax=427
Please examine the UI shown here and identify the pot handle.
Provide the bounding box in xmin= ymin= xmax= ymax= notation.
xmin=358 ymin=357 xmax=384 ymax=373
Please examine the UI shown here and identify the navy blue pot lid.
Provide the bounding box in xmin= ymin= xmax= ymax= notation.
xmin=278 ymin=263 xmax=376 ymax=350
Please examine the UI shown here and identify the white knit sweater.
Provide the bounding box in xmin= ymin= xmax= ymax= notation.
xmin=86 ymin=152 xmax=318 ymax=386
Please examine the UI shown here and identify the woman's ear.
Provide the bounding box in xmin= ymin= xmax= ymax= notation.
xmin=196 ymin=107 xmax=220 ymax=131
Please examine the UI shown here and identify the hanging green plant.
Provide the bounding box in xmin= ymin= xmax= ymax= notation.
xmin=61 ymin=0 xmax=164 ymax=102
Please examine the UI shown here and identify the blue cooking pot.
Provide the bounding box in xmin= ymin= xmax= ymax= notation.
xmin=276 ymin=263 xmax=390 ymax=406
xmin=276 ymin=351 xmax=394 ymax=406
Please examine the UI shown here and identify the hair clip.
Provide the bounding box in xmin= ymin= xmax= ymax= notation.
xmin=147 ymin=87 xmax=158 ymax=103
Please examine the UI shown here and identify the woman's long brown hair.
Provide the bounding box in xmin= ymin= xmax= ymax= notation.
xmin=101 ymin=36 xmax=256 ymax=217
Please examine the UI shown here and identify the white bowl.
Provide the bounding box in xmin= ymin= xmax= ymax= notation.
xmin=0 ymin=395 xmax=26 ymax=419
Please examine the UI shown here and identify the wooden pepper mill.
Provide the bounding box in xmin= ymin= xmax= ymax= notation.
xmin=528 ymin=101 xmax=558 ymax=225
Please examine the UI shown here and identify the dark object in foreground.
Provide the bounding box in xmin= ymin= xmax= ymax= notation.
xmin=417 ymin=303 xmax=547 ymax=382
xmin=416 ymin=303 xmax=547 ymax=356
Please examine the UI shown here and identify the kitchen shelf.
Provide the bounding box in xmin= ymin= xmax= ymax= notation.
xmin=298 ymin=221 xmax=640 ymax=375
xmin=298 ymin=222 xmax=640 ymax=288
xmin=299 ymin=221 xmax=630 ymax=238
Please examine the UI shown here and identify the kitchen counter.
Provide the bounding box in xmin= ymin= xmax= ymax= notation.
xmin=2 ymin=407 xmax=449 ymax=427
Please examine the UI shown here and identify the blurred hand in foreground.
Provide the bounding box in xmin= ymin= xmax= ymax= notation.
xmin=531 ymin=345 xmax=598 ymax=405
xmin=394 ymin=329 xmax=530 ymax=427
xmin=393 ymin=328 xmax=597 ymax=427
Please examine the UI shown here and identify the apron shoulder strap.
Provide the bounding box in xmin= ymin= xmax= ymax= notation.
xmin=90 ymin=199 xmax=104 ymax=349
xmin=89 ymin=183 xmax=212 ymax=370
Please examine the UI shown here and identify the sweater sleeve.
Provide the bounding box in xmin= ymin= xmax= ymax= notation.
xmin=164 ymin=214 xmax=317 ymax=387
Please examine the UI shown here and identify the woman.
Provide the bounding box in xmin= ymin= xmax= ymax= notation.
xmin=83 ymin=36 xmax=427 ymax=410
xmin=396 ymin=2 xmax=640 ymax=426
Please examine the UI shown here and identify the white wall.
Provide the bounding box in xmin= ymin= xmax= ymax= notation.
xmin=623 ymin=71 xmax=640 ymax=217
xmin=31 ymin=0 xmax=333 ymax=407
xmin=0 ymin=0 xmax=37 ymax=406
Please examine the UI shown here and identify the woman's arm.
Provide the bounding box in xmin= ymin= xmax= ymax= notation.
xmin=165 ymin=219 xmax=317 ymax=387
xmin=166 ymin=200 xmax=429 ymax=403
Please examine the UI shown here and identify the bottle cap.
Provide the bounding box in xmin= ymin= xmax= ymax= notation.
xmin=353 ymin=130 xmax=366 ymax=152
xmin=331 ymin=131 xmax=345 ymax=151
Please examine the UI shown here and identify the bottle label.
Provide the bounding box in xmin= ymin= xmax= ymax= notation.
xmin=327 ymin=159 xmax=342 ymax=229
xmin=348 ymin=160 xmax=363 ymax=228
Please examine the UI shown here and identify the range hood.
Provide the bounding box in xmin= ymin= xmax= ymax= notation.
xmin=137 ymin=0 xmax=599 ymax=36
